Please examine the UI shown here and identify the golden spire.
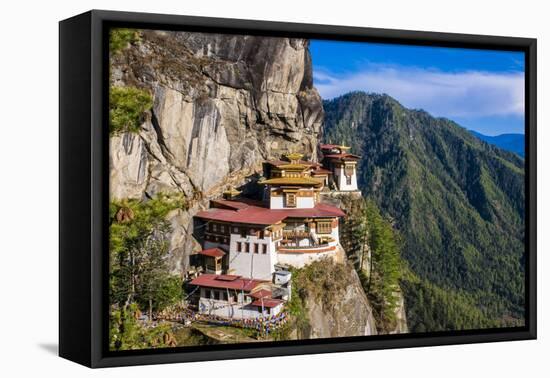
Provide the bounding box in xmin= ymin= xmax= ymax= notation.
xmin=285 ymin=152 xmax=304 ymax=164
xmin=222 ymin=186 xmax=241 ymax=200
xmin=338 ymin=140 xmax=351 ymax=151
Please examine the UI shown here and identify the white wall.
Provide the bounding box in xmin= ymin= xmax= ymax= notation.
xmin=269 ymin=189 xmax=315 ymax=209
xmin=228 ymin=233 xmax=277 ymax=280
xmin=198 ymin=297 xmax=264 ymax=319
xmin=334 ymin=165 xmax=358 ymax=191
xmin=5 ymin=1 xmax=547 ymax=377
xmin=277 ymin=248 xmax=338 ymax=268
xmin=197 ymin=289 xmax=283 ymax=319
xmin=269 ymin=195 xmax=284 ymax=209
xmin=297 ymin=196 xmax=315 ymax=208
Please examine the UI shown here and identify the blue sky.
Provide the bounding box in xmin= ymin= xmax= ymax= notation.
xmin=310 ymin=40 xmax=525 ymax=136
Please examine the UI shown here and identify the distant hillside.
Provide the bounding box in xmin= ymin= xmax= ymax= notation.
xmin=323 ymin=91 xmax=525 ymax=332
xmin=470 ymin=131 xmax=525 ymax=157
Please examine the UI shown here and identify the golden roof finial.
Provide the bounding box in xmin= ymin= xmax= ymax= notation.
xmin=223 ymin=186 xmax=241 ymax=200
xmin=286 ymin=152 xmax=304 ymax=163
xmin=339 ymin=140 xmax=351 ymax=151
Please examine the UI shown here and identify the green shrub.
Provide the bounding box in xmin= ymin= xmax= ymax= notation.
xmin=110 ymin=28 xmax=140 ymax=54
xmin=109 ymin=303 xmax=175 ymax=351
xmin=109 ymin=86 xmax=153 ymax=134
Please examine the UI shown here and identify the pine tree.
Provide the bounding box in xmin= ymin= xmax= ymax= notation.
xmin=109 ymin=194 xmax=184 ymax=319
xmin=340 ymin=196 xmax=403 ymax=332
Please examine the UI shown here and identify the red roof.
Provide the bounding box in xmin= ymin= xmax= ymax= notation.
xmin=190 ymin=274 xmax=266 ymax=291
xmin=248 ymin=289 xmax=272 ymax=299
xmin=195 ymin=200 xmax=345 ymax=225
xmin=323 ymin=153 xmax=360 ymax=160
xmin=211 ymin=198 xmax=266 ymax=209
xmin=198 ymin=248 xmax=226 ymax=258
xmin=196 ymin=206 xmax=286 ymax=225
xmin=311 ymin=167 xmax=332 ymax=175
xmin=277 ymin=203 xmax=345 ymax=218
xmin=251 ymin=298 xmax=284 ymax=308
xmin=320 ymin=144 xmax=339 ymax=150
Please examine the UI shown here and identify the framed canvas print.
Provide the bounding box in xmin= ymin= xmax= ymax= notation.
xmin=59 ymin=10 xmax=536 ymax=368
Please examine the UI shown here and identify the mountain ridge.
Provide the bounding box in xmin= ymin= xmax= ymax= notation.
xmin=470 ymin=130 xmax=525 ymax=157
xmin=322 ymin=91 xmax=525 ymax=331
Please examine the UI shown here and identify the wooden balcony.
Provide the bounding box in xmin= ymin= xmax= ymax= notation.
xmin=282 ymin=230 xmax=311 ymax=239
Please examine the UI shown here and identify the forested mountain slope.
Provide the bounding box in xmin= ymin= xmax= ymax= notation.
xmin=323 ymin=92 xmax=525 ymax=332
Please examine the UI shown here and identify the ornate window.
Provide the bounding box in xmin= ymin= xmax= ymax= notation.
xmin=286 ymin=193 xmax=296 ymax=207
xmin=317 ymin=221 xmax=332 ymax=234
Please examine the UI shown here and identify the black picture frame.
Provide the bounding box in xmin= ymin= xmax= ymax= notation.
xmin=59 ymin=9 xmax=537 ymax=368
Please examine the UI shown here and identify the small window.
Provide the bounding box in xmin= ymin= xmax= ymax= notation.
xmin=210 ymin=290 xmax=215 ymax=299
xmin=237 ymin=242 xmax=242 ymax=252
xmin=240 ymin=228 xmax=247 ymax=238
xmin=262 ymin=244 xmax=267 ymax=254
xmin=317 ymin=221 xmax=332 ymax=234
xmin=254 ymin=243 xmax=259 ymax=254
xmin=220 ymin=225 xmax=225 ymax=233
xmin=213 ymin=224 xmax=218 ymax=232
xmin=233 ymin=227 xmax=238 ymax=233
xmin=286 ymin=193 xmax=296 ymax=207
xmin=259 ymin=230 xmax=264 ymax=239
xmin=245 ymin=243 xmax=250 ymax=253
xmin=346 ymin=175 xmax=352 ymax=185
xmin=221 ymin=291 xmax=228 ymax=301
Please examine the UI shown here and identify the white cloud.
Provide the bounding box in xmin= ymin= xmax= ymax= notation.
xmin=314 ymin=65 xmax=524 ymax=118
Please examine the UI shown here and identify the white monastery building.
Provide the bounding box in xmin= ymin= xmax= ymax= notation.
xmin=320 ymin=143 xmax=360 ymax=192
xmin=189 ymin=147 xmax=361 ymax=320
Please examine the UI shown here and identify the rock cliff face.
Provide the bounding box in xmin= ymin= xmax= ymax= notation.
xmin=290 ymin=258 xmax=377 ymax=338
xmin=109 ymin=31 xmax=323 ymax=273
xmin=391 ymin=293 xmax=409 ymax=334
xmin=304 ymin=262 xmax=378 ymax=338
xmin=110 ymin=30 xmax=323 ymax=201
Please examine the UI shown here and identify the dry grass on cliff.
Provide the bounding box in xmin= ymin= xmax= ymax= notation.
xmin=292 ymin=258 xmax=355 ymax=309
